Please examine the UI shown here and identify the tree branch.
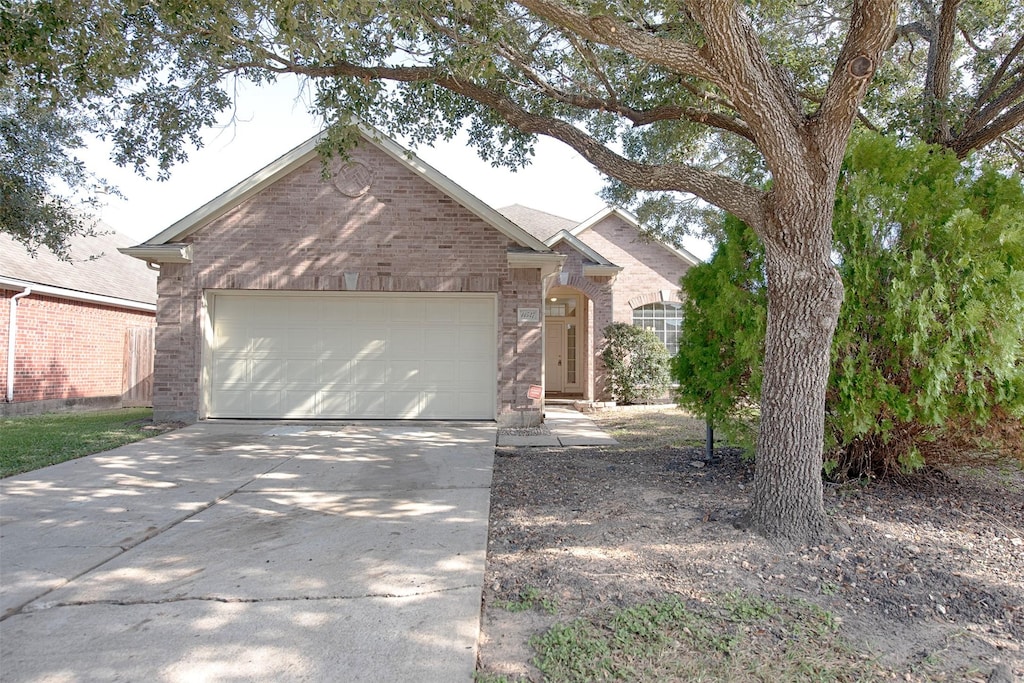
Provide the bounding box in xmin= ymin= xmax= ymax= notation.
xmin=959 ymin=26 xmax=988 ymax=55
xmin=236 ymin=42 xmax=767 ymax=231
xmin=891 ymin=20 xmax=932 ymax=45
xmin=999 ymin=135 xmax=1024 ymax=169
xmin=419 ymin=5 xmax=753 ymax=141
xmin=953 ymin=100 xmax=1024 ymax=158
xmin=921 ymin=0 xmax=961 ymax=144
xmin=676 ymin=78 xmax=741 ymax=113
xmin=968 ymin=33 xmax=1024 ymax=123
xmin=564 ymin=33 xmax=618 ymax=99
xmin=677 ymin=108 xmax=754 ymax=139
xmin=499 ymin=43 xmax=754 ymax=139
xmin=814 ymin=0 xmax=898 ymax=163
xmin=684 ymin=0 xmax=811 ymax=184
xmin=514 ymin=0 xmax=721 ymax=83
xmin=962 ymin=76 xmax=1024 ymax=137
xmin=799 ymin=88 xmax=880 ymax=132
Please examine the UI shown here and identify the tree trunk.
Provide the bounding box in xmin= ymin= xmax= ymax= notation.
xmin=750 ymin=204 xmax=845 ymax=543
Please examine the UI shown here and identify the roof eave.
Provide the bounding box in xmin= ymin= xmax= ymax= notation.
xmin=569 ymin=206 xmax=618 ymax=236
xmin=545 ymin=229 xmax=615 ymax=266
xmin=507 ymin=251 xmax=566 ymax=278
xmin=583 ymin=264 xmax=624 ymax=277
xmin=118 ymin=244 xmax=193 ymax=264
xmin=0 ymin=277 xmax=156 ymax=312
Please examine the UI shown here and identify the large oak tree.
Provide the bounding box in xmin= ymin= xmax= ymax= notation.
xmin=3 ymin=0 xmax=1022 ymax=541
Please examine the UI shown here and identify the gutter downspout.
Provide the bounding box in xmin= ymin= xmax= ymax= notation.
xmin=7 ymin=287 xmax=32 ymax=403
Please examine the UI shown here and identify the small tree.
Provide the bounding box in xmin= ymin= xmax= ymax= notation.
xmin=602 ymin=323 xmax=672 ymax=405
xmin=828 ymin=134 xmax=1024 ymax=476
xmin=672 ymin=215 xmax=766 ymax=451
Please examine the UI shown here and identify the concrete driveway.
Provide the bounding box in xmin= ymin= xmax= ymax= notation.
xmin=0 ymin=421 xmax=496 ymax=682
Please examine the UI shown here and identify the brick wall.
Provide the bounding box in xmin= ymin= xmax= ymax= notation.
xmin=577 ymin=214 xmax=691 ymax=323
xmin=554 ymin=213 xmax=692 ymax=400
xmin=549 ymin=243 xmax=614 ymax=400
xmin=0 ymin=289 xmax=155 ymax=405
xmin=153 ymin=142 xmax=545 ymax=424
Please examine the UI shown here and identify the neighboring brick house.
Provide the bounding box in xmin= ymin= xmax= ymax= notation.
xmin=1 ymin=227 xmax=157 ymax=416
xmin=121 ymin=126 xmax=696 ymax=426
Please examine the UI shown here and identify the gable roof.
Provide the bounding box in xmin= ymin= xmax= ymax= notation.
xmin=572 ymin=207 xmax=702 ymax=266
xmin=496 ymin=205 xmax=619 ymax=268
xmin=500 ymin=204 xmax=703 ymax=268
xmin=497 ymin=204 xmax=579 ymax=243
xmin=545 ymin=229 xmax=624 ymax=277
xmin=130 ymin=124 xmax=552 ymax=254
xmin=0 ymin=224 xmax=157 ymax=306
xmin=546 ymin=230 xmax=616 ymax=266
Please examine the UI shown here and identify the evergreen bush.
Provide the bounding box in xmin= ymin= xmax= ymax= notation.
xmin=673 ymin=133 xmax=1024 ymax=478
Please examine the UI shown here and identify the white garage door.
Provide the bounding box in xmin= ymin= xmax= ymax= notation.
xmin=208 ymin=293 xmax=496 ymax=419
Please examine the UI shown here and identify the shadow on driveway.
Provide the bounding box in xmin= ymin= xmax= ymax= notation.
xmin=1 ymin=421 xmax=496 ymax=682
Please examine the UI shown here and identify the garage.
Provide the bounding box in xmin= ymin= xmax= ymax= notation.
xmin=206 ymin=292 xmax=497 ymax=419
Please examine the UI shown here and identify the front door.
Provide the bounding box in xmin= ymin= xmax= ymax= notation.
xmin=545 ymin=321 xmax=565 ymax=392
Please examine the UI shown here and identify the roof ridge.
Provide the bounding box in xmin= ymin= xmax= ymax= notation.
xmin=498 ymin=203 xmax=580 ymax=224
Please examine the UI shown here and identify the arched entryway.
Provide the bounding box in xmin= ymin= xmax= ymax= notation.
xmin=544 ymin=273 xmax=610 ymax=400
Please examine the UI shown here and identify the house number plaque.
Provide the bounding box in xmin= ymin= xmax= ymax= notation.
xmin=518 ymin=308 xmax=540 ymax=323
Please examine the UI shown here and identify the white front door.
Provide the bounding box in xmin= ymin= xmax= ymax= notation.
xmin=545 ymin=321 xmax=564 ymax=392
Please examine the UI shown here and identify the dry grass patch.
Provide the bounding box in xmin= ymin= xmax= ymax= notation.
xmin=590 ymin=404 xmax=708 ymax=450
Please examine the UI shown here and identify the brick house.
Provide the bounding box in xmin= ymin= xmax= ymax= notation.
xmin=121 ymin=126 xmax=697 ymax=426
xmin=499 ymin=204 xmax=699 ymax=402
xmin=1 ymin=227 xmax=157 ymax=416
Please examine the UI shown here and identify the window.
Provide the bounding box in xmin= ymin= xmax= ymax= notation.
xmin=632 ymin=302 xmax=683 ymax=354
xmin=566 ymin=323 xmax=577 ymax=385
xmin=545 ymin=295 xmax=577 ymax=318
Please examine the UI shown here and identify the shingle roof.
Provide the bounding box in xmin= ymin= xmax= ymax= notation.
xmin=497 ymin=204 xmax=579 ymax=242
xmin=0 ymin=223 xmax=157 ymax=305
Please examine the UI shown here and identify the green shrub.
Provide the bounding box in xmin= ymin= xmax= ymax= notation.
xmin=673 ymin=133 xmax=1024 ymax=478
xmin=672 ymin=214 xmax=766 ymax=453
xmin=602 ymin=323 xmax=672 ymax=404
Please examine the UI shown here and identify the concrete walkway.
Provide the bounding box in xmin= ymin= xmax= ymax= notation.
xmin=0 ymin=421 xmax=496 ymax=682
xmin=497 ymin=405 xmax=619 ymax=447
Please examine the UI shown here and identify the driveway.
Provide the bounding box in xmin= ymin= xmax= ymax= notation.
xmin=0 ymin=421 xmax=496 ymax=682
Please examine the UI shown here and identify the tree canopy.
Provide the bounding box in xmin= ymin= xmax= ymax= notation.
xmin=3 ymin=0 xmax=1021 ymax=541
xmin=4 ymin=0 xmax=1021 ymax=250
xmin=0 ymin=89 xmax=108 ymax=259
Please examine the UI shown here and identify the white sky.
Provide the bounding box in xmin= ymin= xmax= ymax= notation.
xmin=80 ymin=79 xmax=712 ymax=259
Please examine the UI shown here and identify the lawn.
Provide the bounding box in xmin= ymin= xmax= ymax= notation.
xmin=0 ymin=409 xmax=172 ymax=478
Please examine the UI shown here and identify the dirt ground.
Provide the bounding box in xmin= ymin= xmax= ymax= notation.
xmin=477 ymin=405 xmax=1023 ymax=682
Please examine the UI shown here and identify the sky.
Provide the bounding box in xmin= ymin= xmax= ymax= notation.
xmin=80 ymin=78 xmax=712 ymax=260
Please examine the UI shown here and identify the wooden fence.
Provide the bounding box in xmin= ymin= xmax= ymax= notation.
xmin=122 ymin=326 xmax=155 ymax=407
